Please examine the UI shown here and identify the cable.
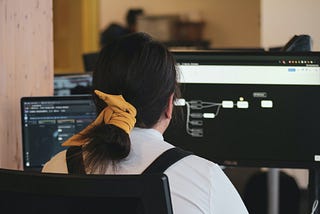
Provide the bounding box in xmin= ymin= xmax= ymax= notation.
xmin=311 ymin=200 xmax=319 ymax=214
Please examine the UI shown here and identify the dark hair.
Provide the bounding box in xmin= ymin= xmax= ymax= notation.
xmin=82 ymin=32 xmax=179 ymax=173
xmin=100 ymin=23 xmax=130 ymax=47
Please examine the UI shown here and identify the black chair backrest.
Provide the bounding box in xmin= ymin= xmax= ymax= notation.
xmin=82 ymin=52 xmax=99 ymax=72
xmin=243 ymin=171 xmax=301 ymax=214
xmin=0 ymin=168 xmax=173 ymax=214
xmin=281 ymin=34 xmax=312 ymax=52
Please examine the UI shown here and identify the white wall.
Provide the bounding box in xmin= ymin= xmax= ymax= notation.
xmin=261 ymin=0 xmax=320 ymax=51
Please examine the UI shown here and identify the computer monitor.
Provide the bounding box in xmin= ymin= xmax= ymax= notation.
xmin=20 ymin=95 xmax=96 ymax=171
xmin=54 ymin=73 xmax=92 ymax=96
xmin=208 ymin=48 xmax=265 ymax=52
xmin=164 ymin=51 xmax=320 ymax=169
xmin=0 ymin=169 xmax=173 ymax=214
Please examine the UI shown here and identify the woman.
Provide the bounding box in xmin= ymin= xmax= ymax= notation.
xmin=43 ymin=32 xmax=248 ymax=214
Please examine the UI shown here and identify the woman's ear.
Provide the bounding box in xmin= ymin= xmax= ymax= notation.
xmin=165 ymin=94 xmax=174 ymax=120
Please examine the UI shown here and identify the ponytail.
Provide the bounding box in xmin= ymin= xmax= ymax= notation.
xmin=81 ymin=124 xmax=130 ymax=173
xmin=62 ymin=90 xmax=136 ymax=173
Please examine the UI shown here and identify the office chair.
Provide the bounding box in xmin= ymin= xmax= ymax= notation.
xmin=0 ymin=168 xmax=173 ymax=214
xmin=82 ymin=52 xmax=99 ymax=72
xmin=281 ymin=34 xmax=312 ymax=52
xmin=243 ymin=171 xmax=301 ymax=214
xmin=268 ymin=35 xmax=312 ymax=52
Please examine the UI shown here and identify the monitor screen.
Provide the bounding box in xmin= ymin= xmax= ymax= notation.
xmin=20 ymin=95 xmax=96 ymax=170
xmin=54 ymin=73 xmax=92 ymax=96
xmin=164 ymin=51 xmax=320 ymax=168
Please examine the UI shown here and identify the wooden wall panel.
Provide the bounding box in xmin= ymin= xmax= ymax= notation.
xmin=53 ymin=0 xmax=83 ymax=73
xmin=0 ymin=0 xmax=53 ymax=170
xmin=53 ymin=0 xmax=99 ymax=74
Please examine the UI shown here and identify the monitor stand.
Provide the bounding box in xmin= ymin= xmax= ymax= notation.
xmin=267 ymin=168 xmax=319 ymax=214
xmin=268 ymin=168 xmax=280 ymax=214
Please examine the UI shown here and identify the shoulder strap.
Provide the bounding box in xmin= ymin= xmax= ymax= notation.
xmin=142 ymin=147 xmax=193 ymax=174
xmin=66 ymin=146 xmax=86 ymax=174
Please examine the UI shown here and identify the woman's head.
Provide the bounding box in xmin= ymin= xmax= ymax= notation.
xmin=93 ymin=32 xmax=178 ymax=128
xmin=80 ymin=33 xmax=179 ymax=173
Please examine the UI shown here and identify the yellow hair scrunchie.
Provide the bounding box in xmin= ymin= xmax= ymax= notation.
xmin=62 ymin=90 xmax=137 ymax=147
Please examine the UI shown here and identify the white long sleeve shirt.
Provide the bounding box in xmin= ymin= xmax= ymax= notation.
xmin=42 ymin=127 xmax=248 ymax=214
